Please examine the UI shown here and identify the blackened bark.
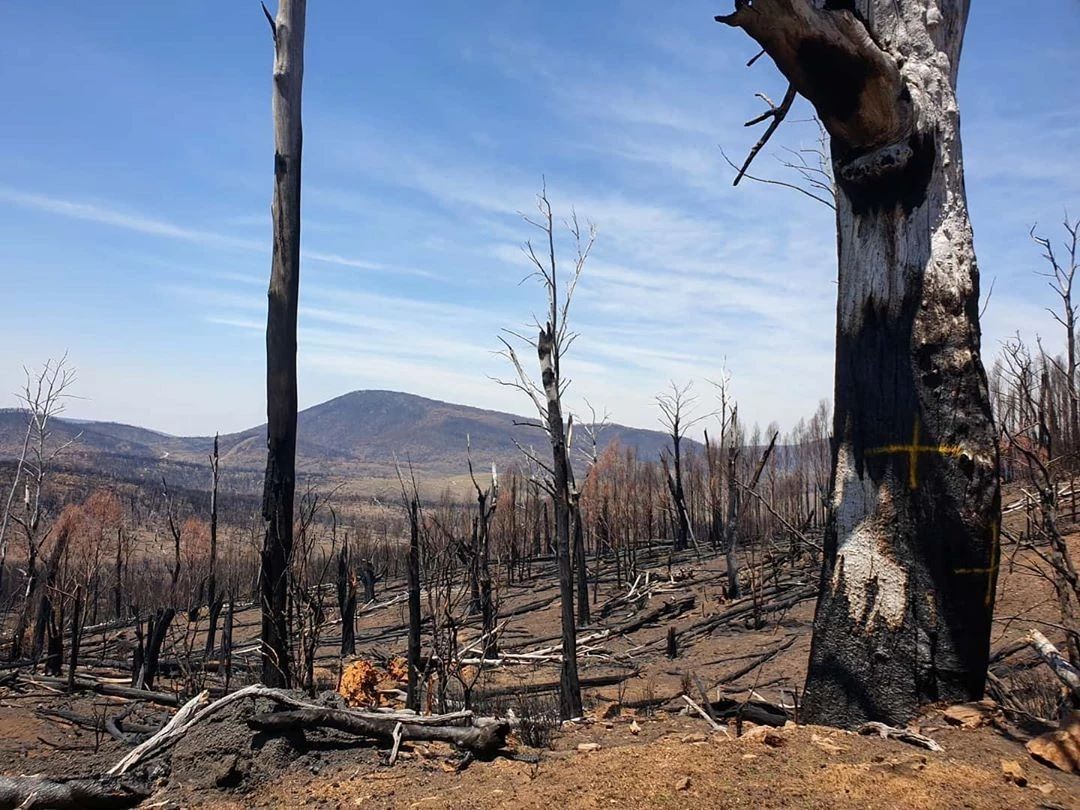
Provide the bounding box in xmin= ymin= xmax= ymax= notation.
xmin=719 ymin=0 xmax=999 ymax=726
xmin=223 ymin=595 xmax=235 ymax=692
xmin=337 ymin=542 xmax=357 ymax=657
xmin=205 ymin=434 xmax=222 ymax=656
xmin=539 ymin=326 xmax=583 ymax=720
xmin=138 ymin=607 xmax=175 ymax=691
xmin=406 ymin=497 xmax=422 ymax=712
xmin=67 ymin=585 xmax=82 ymax=692
xmin=358 ymin=559 xmax=378 ymax=603
xmin=724 ymin=445 xmax=741 ymax=599
xmin=571 ymin=496 xmax=590 ymax=626
xmin=260 ymin=0 xmax=306 ymax=688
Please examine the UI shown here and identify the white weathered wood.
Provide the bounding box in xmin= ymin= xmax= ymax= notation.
xmin=1027 ymin=629 xmax=1080 ymax=700
xmin=857 ymin=722 xmax=943 ymax=752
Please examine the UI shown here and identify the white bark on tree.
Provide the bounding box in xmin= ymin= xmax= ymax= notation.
xmin=719 ymin=0 xmax=999 ymax=726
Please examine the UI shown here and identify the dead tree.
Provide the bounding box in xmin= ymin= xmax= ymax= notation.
xmin=467 ymin=444 xmax=499 ymax=660
xmin=7 ymin=357 xmax=79 ymax=661
xmin=205 ymin=434 xmax=224 ymax=655
xmin=657 ymin=381 xmax=708 ymax=553
xmin=336 ymin=527 xmax=357 ymax=657
xmin=568 ymin=435 xmax=590 ymax=627
xmin=406 ymin=495 xmax=422 ymax=711
xmin=260 ymin=0 xmax=306 ymax=688
xmin=723 ymin=407 xmax=741 ymax=597
xmin=717 ymin=0 xmax=1000 ymax=726
xmin=498 ymin=184 xmax=595 ymax=719
xmin=1032 ymin=218 xmax=1080 ymax=455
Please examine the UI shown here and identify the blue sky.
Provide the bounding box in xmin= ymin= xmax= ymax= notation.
xmin=1 ymin=2 xmax=1078 ymax=437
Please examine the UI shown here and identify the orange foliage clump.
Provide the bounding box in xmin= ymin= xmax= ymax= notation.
xmin=338 ymin=657 xmax=408 ymax=708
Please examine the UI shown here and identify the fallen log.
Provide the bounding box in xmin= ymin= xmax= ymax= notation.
xmin=0 ymin=775 xmax=149 ymax=809
xmin=475 ymin=673 xmax=632 ymax=700
xmin=248 ymin=708 xmax=510 ymax=757
xmin=26 ymin=676 xmax=180 ymax=707
xmin=712 ymin=635 xmax=798 ymax=686
xmin=1026 ymin=629 xmax=1080 ymax=700
xmin=110 ymin=684 xmax=511 ymax=774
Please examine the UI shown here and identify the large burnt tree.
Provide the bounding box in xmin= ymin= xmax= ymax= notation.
xmin=260 ymin=0 xmax=306 ymax=688
xmin=717 ymin=0 xmax=999 ymax=726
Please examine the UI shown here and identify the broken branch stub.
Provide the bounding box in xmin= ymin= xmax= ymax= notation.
xmin=715 ymin=0 xmax=913 ymax=155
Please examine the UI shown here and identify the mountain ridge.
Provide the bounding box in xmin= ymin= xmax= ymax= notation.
xmin=0 ymin=390 xmax=678 ymax=486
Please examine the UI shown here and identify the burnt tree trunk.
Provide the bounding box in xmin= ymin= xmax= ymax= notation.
xmin=406 ymin=497 xmax=422 ymax=712
xmin=724 ymin=443 xmax=741 ymax=599
xmin=260 ymin=0 xmax=305 ymax=688
xmin=539 ymin=325 xmax=583 ymax=720
xmin=571 ymin=494 xmax=590 ymax=626
xmin=205 ymin=434 xmax=223 ymax=656
xmin=337 ymin=541 xmax=357 ymax=657
xmin=718 ymin=0 xmax=999 ymax=726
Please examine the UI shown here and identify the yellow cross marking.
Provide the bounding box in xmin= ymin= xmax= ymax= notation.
xmin=954 ymin=519 xmax=1000 ymax=608
xmin=864 ymin=417 xmax=966 ymax=490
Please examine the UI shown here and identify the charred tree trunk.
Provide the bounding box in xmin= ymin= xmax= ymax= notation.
xmin=223 ymin=594 xmax=235 ymax=692
xmin=32 ymin=520 xmax=75 ymax=662
xmin=337 ymin=541 xmax=357 ymax=657
xmin=406 ymin=497 xmax=422 ymax=712
xmin=724 ymin=444 xmax=741 ymax=599
xmin=136 ymin=607 xmax=175 ymax=691
xmin=539 ymin=326 xmax=583 ymax=720
xmin=260 ymin=0 xmax=306 ymax=689
xmin=718 ymin=0 xmax=999 ymax=726
xmin=571 ymin=494 xmax=590 ymax=626
xmin=358 ymin=559 xmax=378 ymax=604
xmin=67 ymin=585 xmax=82 ymax=692
xmin=113 ymin=528 xmax=124 ymax=622
xmin=205 ymin=434 xmax=223 ymax=656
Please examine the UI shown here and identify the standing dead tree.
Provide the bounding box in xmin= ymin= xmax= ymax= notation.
xmin=498 ymin=183 xmax=595 ymax=720
xmin=336 ymin=521 xmax=358 ymax=657
xmin=205 ymin=434 xmax=224 ymax=655
xmin=657 ymin=381 xmax=708 ymax=553
xmin=259 ymin=0 xmax=306 ymax=688
xmin=6 ymin=357 xmax=79 ymax=662
xmin=717 ymin=0 xmax=1000 ymax=726
xmin=1032 ymin=217 xmax=1080 ymax=456
xmin=466 ymin=442 xmax=500 ymax=662
xmin=396 ymin=462 xmax=424 ymax=712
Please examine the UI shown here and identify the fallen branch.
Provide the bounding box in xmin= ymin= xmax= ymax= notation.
xmin=681 ymin=694 xmax=728 ymax=736
xmin=0 ymin=775 xmax=149 ymax=809
xmin=248 ymin=708 xmax=509 ymax=757
xmin=1026 ymin=629 xmax=1080 ymax=700
xmin=857 ymin=722 xmax=943 ymax=752
xmin=109 ymin=684 xmax=509 ymax=775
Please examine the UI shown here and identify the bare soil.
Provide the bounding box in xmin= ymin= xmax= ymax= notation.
xmin=0 ymin=492 xmax=1077 ymax=808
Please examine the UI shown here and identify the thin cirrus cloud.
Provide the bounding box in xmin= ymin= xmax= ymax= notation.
xmin=0 ymin=185 xmax=409 ymax=275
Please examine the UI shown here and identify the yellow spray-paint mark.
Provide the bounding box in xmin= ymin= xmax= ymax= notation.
xmin=954 ymin=519 xmax=1000 ymax=608
xmin=864 ymin=417 xmax=966 ymax=490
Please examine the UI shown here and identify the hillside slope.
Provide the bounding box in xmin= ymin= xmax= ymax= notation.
xmin=0 ymin=390 xmax=677 ymax=486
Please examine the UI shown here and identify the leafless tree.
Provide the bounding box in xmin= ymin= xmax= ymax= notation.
xmin=656 ymin=381 xmax=709 ymax=553
xmin=718 ymin=0 xmax=1000 ymax=726
xmin=497 ymin=182 xmax=594 ymax=719
xmin=205 ymin=434 xmax=224 ymax=655
xmin=260 ymin=0 xmax=306 ymax=688
xmin=466 ymin=440 xmax=499 ymax=661
xmin=6 ymin=356 xmax=79 ymax=661
xmin=1032 ymin=217 xmax=1080 ymax=455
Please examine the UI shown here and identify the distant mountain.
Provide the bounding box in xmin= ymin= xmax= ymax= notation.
xmin=0 ymin=391 xmax=677 ymax=491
